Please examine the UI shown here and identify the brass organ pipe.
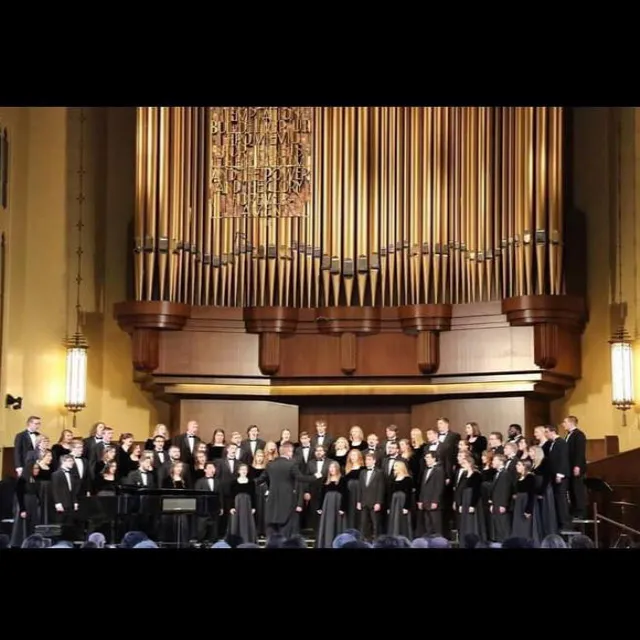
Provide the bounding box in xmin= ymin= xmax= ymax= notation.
xmin=552 ymin=107 xmax=563 ymax=294
xmin=212 ymin=108 xmax=222 ymax=306
xmin=507 ymin=108 xmax=516 ymax=298
xmin=469 ymin=108 xmax=478 ymax=302
xmin=524 ymin=106 xmax=534 ymax=296
xmin=485 ymin=107 xmax=494 ymax=300
xmin=202 ymin=108 xmax=212 ymax=306
xmin=460 ymin=108 xmax=468 ymax=303
xmin=192 ymin=108 xmax=202 ymax=306
xmin=380 ymin=108 xmax=389 ymax=306
xmin=330 ymin=108 xmax=343 ymax=306
xmin=343 ymin=107 xmax=355 ymax=307
xmin=134 ymin=107 xmax=147 ymax=301
xmin=388 ymin=108 xmax=398 ymax=306
xmin=421 ymin=107 xmax=432 ymax=305
xmin=401 ymin=108 xmax=410 ymax=305
xmin=157 ymin=107 xmax=170 ymax=301
xmin=310 ymin=108 xmax=321 ymax=308
xmin=451 ymin=107 xmax=461 ymax=304
xmin=369 ymin=107 xmax=380 ymax=306
xmin=145 ymin=107 xmax=159 ymax=302
xmin=356 ymin=106 xmax=369 ymax=307
xmin=410 ymin=107 xmax=421 ymax=305
xmin=321 ymin=107 xmax=332 ymax=307
xmin=169 ymin=108 xmax=181 ymax=303
xmin=492 ymin=109 xmax=501 ymax=298
xmin=477 ymin=107 xmax=486 ymax=302
xmin=181 ymin=109 xmax=192 ymax=304
xmin=534 ymin=107 xmax=546 ymax=295
xmin=441 ymin=108 xmax=450 ymax=304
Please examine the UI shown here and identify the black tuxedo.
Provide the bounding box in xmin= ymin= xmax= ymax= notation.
xmin=240 ymin=439 xmax=266 ymax=464
xmin=311 ymin=434 xmax=334 ymax=454
xmin=547 ymin=437 xmax=571 ymax=529
xmin=419 ymin=464 xmax=445 ymax=535
xmin=566 ymin=428 xmax=588 ymax=517
xmin=83 ymin=436 xmax=103 ymax=462
xmin=71 ymin=456 xmax=91 ymax=496
xmin=438 ymin=431 xmax=461 ymax=479
xmin=358 ymin=467 xmax=385 ymax=539
xmin=13 ymin=430 xmax=38 ymax=472
xmin=152 ymin=449 xmax=170 ymax=471
xmin=123 ymin=469 xmax=156 ymax=535
xmin=490 ymin=469 xmax=513 ymax=541
xmin=174 ymin=433 xmax=201 ymax=464
xmin=363 ymin=446 xmax=384 ymax=467
xmin=194 ymin=477 xmax=224 ymax=541
xmin=52 ymin=468 xmax=80 ymax=538
xmin=89 ymin=440 xmax=115 ymax=474
xmin=294 ymin=446 xmax=313 ymax=470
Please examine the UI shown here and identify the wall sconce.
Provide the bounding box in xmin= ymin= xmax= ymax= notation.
xmin=5 ymin=394 xmax=22 ymax=410
xmin=610 ymin=326 xmax=634 ymax=425
xmin=64 ymin=332 xmax=88 ymax=423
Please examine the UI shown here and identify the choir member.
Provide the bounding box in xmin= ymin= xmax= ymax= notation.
xmin=174 ymin=421 xmax=200 ymax=464
xmin=357 ymin=452 xmax=385 ymax=540
xmin=333 ymin=437 xmax=350 ymax=469
xmin=348 ymin=426 xmax=367 ymax=451
xmin=399 ymin=438 xmax=419 ymax=479
xmin=276 ymin=428 xmax=294 ymax=450
xmin=410 ymin=428 xmax=426 ymax=458
xmin=544 ymin=425 xmax=572 ymax=531
xmin=34 ymin=456 xmax=54 ymax=524
xmin=241 ymin=425 xmax=266 ymax=464
xmin=311 ymin=420 xmax=334 ymax=454
xmin=488 ymin=431 xmax=504 ymax=454
xmin=250 ymin=449 xmax=268 ymax=536
xmin=480 ymin=450 xmax=496 ymax=539
xmin=454 ymin=453 xmax=484 ymax=547
xmin=530 ymin=438 xmax=558 ymax=538
xmin=436 ymin=417 xmax=461 ymax=462
xmin=425 ymin=428 xmax=440 ymax=455
xmin=52 ymin=429 xmax=74 ymax=467
xmin=316 ymin=461 xmax=347 ymax=548
xmin=70 ymin=439 xmax=90 ymax=498
xmin=25 ymin=436 xmax=50 ymax=468
xmin=51 ymin=454 xmax=80 ymax=538
xmin=386 ymin=460 xmax=413 ymax=539
xmin=194 ymin=462 xmax=224 ymax=543
xmin=264 ymin=441 xmax=279 ymax=463
xmin=82 ymin=421 xmax=105 ymax=461
xmin=464 ymin=422 xmax=487 ymax=466
xmin=382 ymin=441 xmax=400 ymax=480
xmin=95 ymin=461 xmax=118 ymax=494
xmin=94 ymin=446 xmax=117 ymax=479
xmin=418 ymin=451 xmax=445 ymax=536
xmin=228 ymin=463 xmax=257 ymax=543
xmin=161 ymin=461 xmax=189 ymax=543
xmin=91 ymin=426 xmax=115 ymax=469
xmin=364 ymin=433 xmax=384 ymax=466
xmin=10 ymin=462 xmax=42 ymax=548
xmin=14 ymin=416 xmax=41 ymax=478
xmin=503 ymin=442 xmax=519 ymax=488
xmin=144 ymin=423 xmax=170 ymax=451
xmin=294 ymin=432 xmax=313 ymax=470
xmin=207 ymin=429 xmax=226 ymax=460
xmin=344 ymin=449 xmax=363 ymax=529
xmin=563 ymin=415 xmax=587 ymax=519
xmin=381 ymin=425 xmax=398 ymax=451
xmin=507 ymin=423 xmax=524 ymax=444
xmin=516 ymin=437 xmax=529 ymax=459
xmin=511 ymin=459 xmax=536 ymax=541
xmin=150 ymin=436 xmax=169 ymax=472
xmin=305 ymin=445 xmax=330 ymax=531
xmin=489 ymin=453 xmax=513 ymax=542
xmin=193 ymin=450 xmax=208 ymax=481
xmin=117 ymin=433 xmax=138 ymax=479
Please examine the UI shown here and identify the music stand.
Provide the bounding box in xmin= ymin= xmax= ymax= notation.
xmin=161 ymin=497 xmax=197 ymax=548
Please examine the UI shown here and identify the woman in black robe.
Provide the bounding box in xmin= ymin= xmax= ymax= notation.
xmin=229 ymin=463 xmax=257 ymax=543
xmin=35 ymin=452 xmax=55 ymax=525
xmin=332 ymin=438 xmax=350 ymax=470
xmin=144 ymin=423 xmax=170 ymax=451
xmin=454 ymin=453 xmax=486 ymax=547
xmin=343 ymin=449 xmax=363 ymax=530
xmin=161 ymin=461 xmax=190 ymax=546
xmin=348 ymin=426 xmax=367 ymax=452
xmin=250 ymin=449 xmax=268 ymax=537
xmin=387 ymin=460 xmax=413 ymax=539
xmin=465 ymin=422 xmax=487 ymax=467
xmin=511 ymin=459 xmax=537 ymax=542
xmin=51 ymin=429 xmax=74 ymax=468
xmin=192 ymin=450 xmax=208 ymax=482
xmin=207 ymin=429 xmax=226 ymax=461
xmin=316 ymin=462 xmax=347 ymax=548
xmin=10 ymin=463 xmax=42 ymax=547
xmin=531 ymin=444 xmax=558 ymax=538
xmin=480 ymin=450 xmax=496 ymax=541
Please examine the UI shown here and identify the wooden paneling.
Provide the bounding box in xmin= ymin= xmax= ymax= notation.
xmin=299 ymin=404 xmax=411 ymax=440
xmin=411 ymin=398 xmax=526 ymax=437
xmin=177 ymin=399 xmax=298 ymax=443
xmin=524 ymin=398 xmax=551 ymax=437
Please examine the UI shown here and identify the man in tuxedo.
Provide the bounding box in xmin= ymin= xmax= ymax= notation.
xmin=89 ymin=426 xmax=114 ymax=471
xmin=417 ymin=451 xmax=445 ymax=536
xmin=13 ymin=416 xmax=41 ymax=476
xmin=503 ymin=442 xmax=519 ymax=488
xmin=123 ymin=456 xmax=155 ymax=535
xmin=562 ymin=415 xmax=588 ymax=518
xmin=545 ymin=425 xmax=572 ymax=530
xmin=364 ymin=433 xmax=383 ymax=467
xmin=381 ymin=425 xmax=399 ymax=452
xmin=294 ymin=431 xmax=313 ymax=470
xmin=303 ymin=445 xmax=331 ymax=532
xmin=534 ymin=425 xmax=550 ymax=453
xmin=83 ymin=422 xmax=106 ymax=460
xmin=151 ymin=435 xmax=169 ymax=472
xmin=488 ymin=431 xmax=504 ymax=454
xmin=507 ymin=423 xmax=523 ymax=445
xmin=357 ymin=452 xmax=385 ymax=540
xmin=216 ymin=444 xmax=241 ymax=535
xmin=173 ymin=421 xmax=200 ymax=465
xmin=382 ymin=441 xmax=400 ymax=479
xmin=257 ymin=443 xmax=314 ymax=537
xmin=437 ymin=417 xmax=461 ymax=474
xmin=52 ymin=454 xmax=80 ymax=538
xmin=69 ymin=439 xmax=90 ymax=498
xmin=240 ymin=425 xmax=266 ymax=464
xmin=489 ymin=453 xmax=513 ymax=542
xmin=311 ymin=420 xmax=334 ymax=454
xmin=194 ymin=462 xmax=224 ymax=543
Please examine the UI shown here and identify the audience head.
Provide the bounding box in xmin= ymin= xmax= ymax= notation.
xmin=87 ymin=532 xmax=106 ymax=548
xmin=411 ymin=537 xmax=430 ymax=548
xmin=0 ymin=534 xmax=9 ymax=549
xmin=265 ymin=533 xmax=286 ymax=548
xmin=540 ymin=534 xmax=567 ymax=548
xmin=427 ymin=536 xmax=450 ymax=549
xmin=332 ymin=533 xmax=356 ymax=548
xmin=237 ymin=542 xmax=261 ymax=548
xmin=570 ymin=534 xmax=595 ymax=549
xmin=463 ymin=533 xmax=483 ymax=549
xmin=211 ymin=541 xmax=230 ymax=549
xmin=281 ymin=535 xmax=307 ymax=549
xmin=51 ymin=541 xmax=74 ymax=548
xmin=134 ymin=540 xmax=159 ymax=548
xmin=225 ymin=534 xmax=244 ymax=549
xmin=81 ymin=541 xmax=98 ymax=549
xmin=343 ymin=528 xmax=363 ymax=541
xmin=502 ymin=536 xmax=535 ymax=549
xmin=373 ymin=535 xmax=411 ymax=549
xmin=21 ymin=534 xmax=46 ymax=549
xmin=120 ymin=531 xmax=148 ymax=549
xmin=342 ymin=540 xmax=371 ymax=548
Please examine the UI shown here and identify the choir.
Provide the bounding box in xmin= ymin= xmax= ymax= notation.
xmin=9 ymin=414 xmax=588 ymax=548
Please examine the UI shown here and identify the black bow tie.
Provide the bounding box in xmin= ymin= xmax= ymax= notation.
xmin=367 ymin=467 xmax=374 ymax=471
xmin=187 ymin=435 xmax=195 ymax=438
xmin=63 ymin=470 xmax=71 ymax=474
xmin=141 ymin=471 xmax=147 ymax=475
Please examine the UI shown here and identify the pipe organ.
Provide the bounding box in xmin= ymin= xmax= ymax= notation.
xmin=134 ymin=107 xmax=565 ymax=308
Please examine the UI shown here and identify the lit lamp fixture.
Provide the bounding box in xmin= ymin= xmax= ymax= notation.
xmin=65 ymin=332 xmax=88 ymax=417
xmin=610 ymin=326 xmax=634 ymax=424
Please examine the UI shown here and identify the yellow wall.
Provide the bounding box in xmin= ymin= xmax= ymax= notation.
xmin=0 ymin=107 xmax=167 ymax=459
xmin=553 ymin=107 xmax=640 ymax=451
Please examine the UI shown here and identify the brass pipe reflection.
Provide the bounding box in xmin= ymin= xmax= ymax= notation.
xmin=134 ymin=107 xmax=147 ymax=301
xmin=145 ymin=107 xmax=158 ymax=302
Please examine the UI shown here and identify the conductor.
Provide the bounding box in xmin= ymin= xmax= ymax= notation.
xmin=258 ymin=442 xmax=315 ymax=537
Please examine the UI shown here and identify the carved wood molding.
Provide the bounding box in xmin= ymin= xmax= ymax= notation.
xmin=243 ymin=307 xmax=299 ymax=376
xmin=398 ymin=304 xmax=453 ymax=374
xmin=113 ymin=301 xmax=191 ymax=373
xmin=502 ymin=295 xmax=587 ymax=370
